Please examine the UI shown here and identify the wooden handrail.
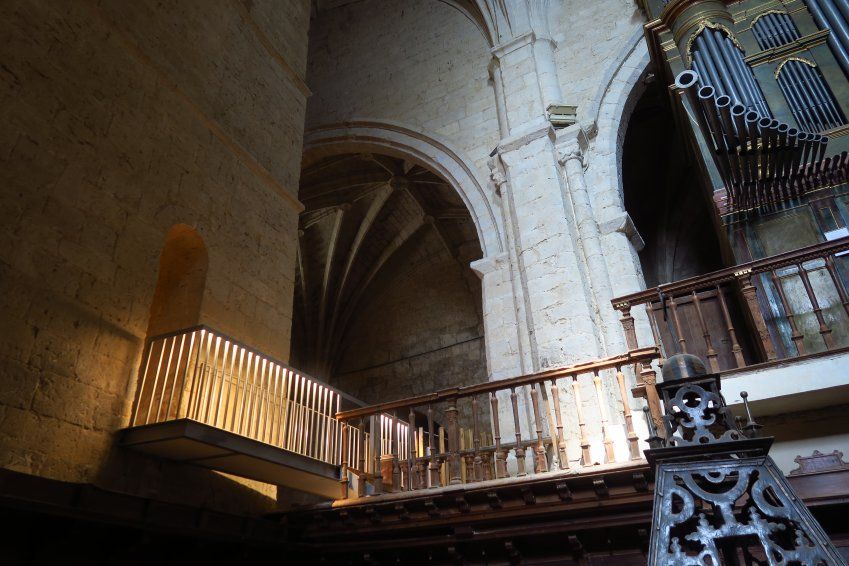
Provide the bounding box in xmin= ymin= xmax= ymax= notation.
xmin=611 ymin=236 xmax=849 ymax=308
xmin=335 ymin=347 xmax=659 ymax=421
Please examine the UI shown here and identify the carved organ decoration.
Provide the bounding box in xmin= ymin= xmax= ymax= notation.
xmin=646 ymin=359 xmax=845 ymax=565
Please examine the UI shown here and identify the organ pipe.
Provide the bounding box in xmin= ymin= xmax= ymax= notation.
xmin=806 ymin=0 xmax=849 ymax=77
xmin=675 ymin=69 xmax=848 ymax=211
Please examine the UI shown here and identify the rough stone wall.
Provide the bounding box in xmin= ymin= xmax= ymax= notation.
xmin=0 ymin=0 xmax=309 ymax=514
xmin=332 ymin=228 xmax=486 ymax=403
xmin=306 ymin=0 xmax=500 ymax=177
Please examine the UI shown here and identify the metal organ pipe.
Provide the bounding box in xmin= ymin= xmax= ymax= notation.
xmin=806 ymin=0 xmax=849 ymax=77
xmin=702 ymin=30 xmax=745 ymax=104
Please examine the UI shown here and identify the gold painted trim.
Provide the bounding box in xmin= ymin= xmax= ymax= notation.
xmin=745 ymin=29 xmax=831 ymax=67
xmin=684 ymin=20 xmax=745 ymax=66
xmin=742 ymin=9 xmax=790 ymax=33
xmin=774 ymin=56 xmax=817 ymax=79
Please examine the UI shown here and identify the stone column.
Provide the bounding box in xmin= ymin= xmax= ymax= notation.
xmin=555 ymin=125 xmax=620 ymax=355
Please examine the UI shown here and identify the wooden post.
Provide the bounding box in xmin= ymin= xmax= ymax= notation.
xmin=529 ymin=383 xmax=548 ymax=473
xmin=615 ymin=367 xmax=641 ymax=460
xmin=427 ymin=404 xmax=440 ymax=488
xmin=549 ymin=378 xmax=569 ymax=470
xmin=472 ymin=396 xmax=483 ymax=482
xmin=490 ymin=392 xmax=508 ymax=478
xmin=769 ymin=269 xmax=805 ymax=356
xmin=446 ymin=399 xmax=462 ymax=485
xmin=340 ymin=421 xmax=349 ymax=499
xmin=796 ymin=262 xmax=835 ymax=349
xmin=692 ymin=290 xmax=720 ymax=372
xmin=715 ymin=282 xmax=748 ymax=366
xmin=510 ymin=387 xmax=527 ymax=477
xmin=592 ymin=370 xmax=615 ymax=463
xmin=571 ymin=375 xmax=592 ymax=465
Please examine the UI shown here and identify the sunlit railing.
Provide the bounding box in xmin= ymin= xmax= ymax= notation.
xmin=612 ymin=237 xmax=849 ymax=372
xmin=335 ymin=348 xmax=660 ymax=498
xmin=131 ymin=326 xmax=361 ymax=466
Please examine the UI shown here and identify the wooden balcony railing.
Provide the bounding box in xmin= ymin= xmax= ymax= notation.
xmin=335 ymin=348 xmax=660 ymax=499
xmin=130 ymin=326 xmax=362 ymax=467
xmin=612 ymin=237 xmax=849 ymax=374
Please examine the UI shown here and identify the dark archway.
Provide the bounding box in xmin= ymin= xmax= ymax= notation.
xmin=292 ymin=153 xmax=485 ymax=404
xmin=622 ymin=79 xmax=724 ymax=288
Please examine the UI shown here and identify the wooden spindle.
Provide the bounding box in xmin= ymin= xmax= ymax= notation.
xmin=716 ymin=282 xmax=748 ymax=366
xmin=446 ymin=399 xmax=462 ymax=485
xmin=618 ymin=304 xmax=639 ymax=351
xmin=371 ymin=414 xmax=383 ymax=494
xmin=549 ymin=378 xmax=569 ymax=470
xmin=529 ymin=383 xmax=548 ymax=473
xmin=615 ymin=366 xmax=640 ymax=460
xmin=592 ymin=370 xmax=616 ymax=463
xmin=770 ymin=270 xmax=806 ymax=356
xmin=490 ymin=392 xmax=508 ymax=478
xmin=340 ymin=421 xmax=349 ymax=499
xmin=510 ymin=386 xmax=527 ymax=477
xmin=692 ymin=291 xmax=720 ymax=372
xmin=571 ymin=375 xmax=591 ymax=465
xmin=408 ymin=407 xmax=417 ymax=490
xmin=427 ymin=404 xmax=440 ymax=488
xmin=796 ymin=262 xmax=835 ymax=349
xmin=472 ymin=396 xmax=483 ymax=482
xmin=668 ymin=296 xmax=687 ymax=354
xmin=824 ymin=255 xmax=849 ymax=317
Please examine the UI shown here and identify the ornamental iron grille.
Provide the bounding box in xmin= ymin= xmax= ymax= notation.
xmin=646 ymin=360 xmax=845 ymax=565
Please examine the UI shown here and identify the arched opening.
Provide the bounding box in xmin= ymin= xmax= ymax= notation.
xmin=622 ymin=79 xmax=724 ymax=288
xmin=622 ymin=78 xmax=758 ymax=368
xmin=292 ymin=152 xmax=485 ymax=404
xmin=146 ymin=224 xmax=208 ymax=337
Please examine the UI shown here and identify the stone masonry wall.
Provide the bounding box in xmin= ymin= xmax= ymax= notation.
xmin=332 ymin=228 xmax=486 ymax=404
xmin=0 ymin=0 xmax=309 ymax=514
xmin=306 ymin=0 xmax=501 ymax=178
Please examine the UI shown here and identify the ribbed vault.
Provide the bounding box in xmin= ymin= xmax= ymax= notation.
xmin=292 ymin=153 xmax=484 ymax=383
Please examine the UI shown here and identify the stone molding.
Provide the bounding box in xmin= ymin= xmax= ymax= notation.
xmin=600 ymin=212 xmax=646 ymax=252
xmin=555 ymin=124 xmax=591 ymax=169
xmin=470 ymin=252 xmax=509 ymax=278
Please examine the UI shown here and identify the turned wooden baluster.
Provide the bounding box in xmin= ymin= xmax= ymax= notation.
xmin=824 ymin=255 xmax=849 ymax=317
xmin=472 ymin=396 xmax=483 ymax=482
xmin=592 ymin=370 xmax=616 ymax=463
xmin=618 ymin=304 xmax=664 ymax=433
xmin=796 ymin=261 xmax=835 ymax=349
xmin=714 ymin=282 xmax=748 ymax=367
xmin=549 ymin=377 xmax=569 ymax=470
xmin=427 ymin=404 xmax=440 ymax=488
xmin=770 ymin=269 xmax=806 ymax=356
xmin=340 ymin=421 xmax=349 ymax=499
xmin=571 ymin=375 xmax=592 ymax=465
xmin=446 ymin=398 xmax=462 ymax=485
xmin=734 ymin=272 xmax=777 ymax=362
xmin=529 ymin=382 xmax=548 ymax=473
xmin=371 ymin=414 xmax=383 ymax=494
xmin=510 ymin=386 xmax=527 ymax=477
xmin=408 ymin=407 xmax=417 ymax=490
xmin=391 ymin=412 xmax=401 ymax=491
xmin=692 ymin=290 xmax=720 ymax=372
xmin=490 ymin=392 xmax=508 ymax=478
xmin=668 ymin=295 xmax=687 ymax=354
xmin=615 ymin=366 xmax=640 ymax=460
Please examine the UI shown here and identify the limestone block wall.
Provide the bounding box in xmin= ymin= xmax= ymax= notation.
xmin=0 ymin=0 xmax=309 ymax=514
xmin=305 ymin=0 xmax=501 ymax=178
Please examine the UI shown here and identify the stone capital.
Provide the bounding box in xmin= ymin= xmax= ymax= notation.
xmin=470 ymin=252 xmax=509 ymax=279
xmin=554 ymin=124 xmax=590 ymax=167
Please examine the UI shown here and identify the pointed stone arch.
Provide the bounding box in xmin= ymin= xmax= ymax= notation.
xmin=303 ymin=119 xmax=504 ymax=258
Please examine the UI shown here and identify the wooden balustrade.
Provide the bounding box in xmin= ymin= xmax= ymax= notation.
xmin=336 ymin=348 xmax=659 ymax=497
xmin=612 ymin=237 xmax=849 ymax=378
